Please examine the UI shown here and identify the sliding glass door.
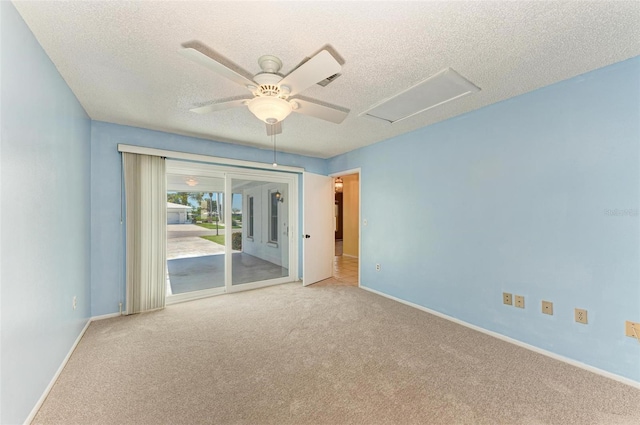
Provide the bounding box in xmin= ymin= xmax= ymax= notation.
xmin=165 ymin=161 xmax=297 ymax=303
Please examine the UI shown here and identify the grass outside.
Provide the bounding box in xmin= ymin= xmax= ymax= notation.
xmin=201 ymin=235 xmax=224 ymax=245
xmin=196 ymin=223 xmax=224 ymax=230
xmin=196 ymin=223 xmax=243 ymax=230
xmin=200 ymin=233 xmax=242 ymax=250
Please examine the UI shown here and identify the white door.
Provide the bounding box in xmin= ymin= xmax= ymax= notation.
xmin=303 ymin=172 xmax=334 ymax=286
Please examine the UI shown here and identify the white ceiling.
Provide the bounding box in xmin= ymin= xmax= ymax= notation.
xmin=13 ymin=1 xmax=640 ymax=159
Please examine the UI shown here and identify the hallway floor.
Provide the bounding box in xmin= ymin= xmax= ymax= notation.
xmin=333 ymin=240 xmax=358 ymax=285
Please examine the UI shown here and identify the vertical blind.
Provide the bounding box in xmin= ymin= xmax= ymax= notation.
xmin=123 ymin=153 xmax=166 ymax=314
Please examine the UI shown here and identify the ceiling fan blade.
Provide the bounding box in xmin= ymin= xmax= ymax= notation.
xmin=179 ymin=48 xmax=256 ymax=89
xmin=266 ymin=121 xmax=282 ymax=136
xmin=291 ymin=99 xmax=349 ymax=124
xmin=190 ymin=98 xmax=249 ymax=114
xmin=279 ymin=50 xmax=341 ymax=96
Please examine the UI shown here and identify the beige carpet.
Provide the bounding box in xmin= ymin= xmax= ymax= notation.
xmin=34 ymin=281 xmax=640 ymax=425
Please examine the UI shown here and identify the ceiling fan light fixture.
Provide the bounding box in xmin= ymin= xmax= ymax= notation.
xmin=247 ymin=96 xmax=292 ymax=123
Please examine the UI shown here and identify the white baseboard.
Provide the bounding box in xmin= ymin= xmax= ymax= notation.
xmin=360 ymin=285 xmax=640 ymax=390
xmin=25 ymin=279 xmax=308 ymax=423
xmin=91 ymin=312 xmax=122 ymax=321
xmin=24 ymin=310 xmax=126 ymax=424
xmin=27 ymin=286 xmax=638 ymax=424
xmin=23 ymin=318 xmax=92 ymax=424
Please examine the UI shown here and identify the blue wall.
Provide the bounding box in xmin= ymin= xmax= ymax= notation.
xmin=0 ymin=2 xmax=92 ymax=423
xmin=328 ymin=57 xmax=640 ymax=382
xmin=90 ymin=121 xmax=326 ymax=316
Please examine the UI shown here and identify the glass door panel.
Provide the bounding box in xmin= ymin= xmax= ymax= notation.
xmin=231 ymin=178 xmax=290 ymax=286
xmin=166 ymin=174 xmax=226 ymax=296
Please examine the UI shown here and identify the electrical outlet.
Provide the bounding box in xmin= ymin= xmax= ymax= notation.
xmin=625 ymin=321 xmax=640 ymax=340
xmin=515 ymin=295 xmax=525 ymax=308
xmin=542 ymin=300 xmax=553 ymax=315
xmin=575 ymin=308 xmax=588 ymax=324
xmin=375 ymin=263 xmax=381 ymax=271
xmin=503 ymin=292 xmax=512 ymax=305
xmin=72 ymin=296 xmax=77 ymax=311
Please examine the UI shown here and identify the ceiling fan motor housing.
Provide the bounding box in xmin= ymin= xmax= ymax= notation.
xmin=253 ymin=73 xmax=285 ymax=95
xmin=258 ymin=84 xmax=281 ymax=97
xmin=258 ymin=55 xmax=283 ymax=73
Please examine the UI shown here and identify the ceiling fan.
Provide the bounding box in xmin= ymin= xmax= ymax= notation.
xmin=179 ymin=45 xmax=349 ymax=135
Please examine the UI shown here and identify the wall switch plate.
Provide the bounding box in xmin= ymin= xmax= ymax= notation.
xmin=575 ymin=308 xmax=588 ymax=324
xmin=625 ymin=321 xmax=640 ymax=339
xmin=503 ymin=292 xmax=512 ymax=305
xmin=542 ymin=300 xmax=553 ymax=315
xmin=515 ymin=295 xmax=525 ymax=308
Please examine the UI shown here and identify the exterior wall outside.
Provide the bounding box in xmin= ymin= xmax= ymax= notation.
xmin=242 ymin=183 xmax=289 ymax=268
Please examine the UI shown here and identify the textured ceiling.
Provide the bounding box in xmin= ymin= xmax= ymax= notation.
xmin=13 ymin=1 xmax=640 ymax=159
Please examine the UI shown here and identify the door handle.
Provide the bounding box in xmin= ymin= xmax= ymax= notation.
xmin=304 ymin=234 xmax=311 ymax=239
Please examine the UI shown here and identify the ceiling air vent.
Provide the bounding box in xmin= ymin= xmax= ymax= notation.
xmin=360 ymin=68 xmax=480 ymax=124
xmin=317 ymin=73 xmax=342 ymax=87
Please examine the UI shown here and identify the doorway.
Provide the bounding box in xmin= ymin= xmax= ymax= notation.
xmin=332 ymin=172 xmax=360 ymax=285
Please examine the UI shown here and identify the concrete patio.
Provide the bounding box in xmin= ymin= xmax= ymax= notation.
xmin=167 ymin=224 xmax=236 ymax=260
xmin=166 ymin=223 xmax=289 ymax=295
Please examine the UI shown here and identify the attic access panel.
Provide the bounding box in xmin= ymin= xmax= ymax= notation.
xmin=361 ymin=68 xmax=480 ymax=124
